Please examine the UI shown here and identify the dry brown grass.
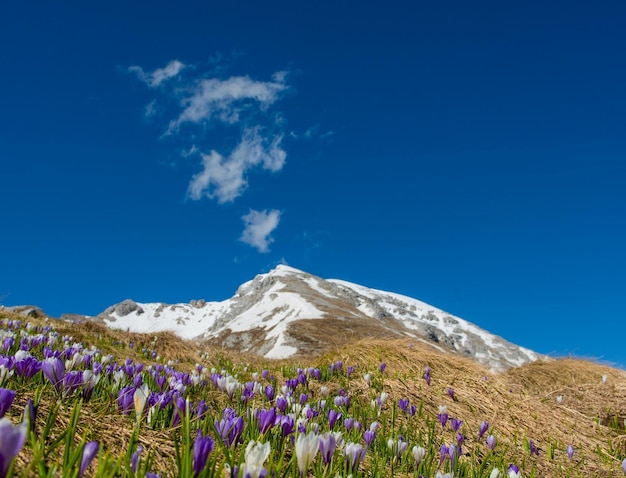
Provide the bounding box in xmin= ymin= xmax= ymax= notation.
xmin=315 ymin=337 xmax=626 ymax=476
xmin=3 ymin=311 xmax=626 ymax=476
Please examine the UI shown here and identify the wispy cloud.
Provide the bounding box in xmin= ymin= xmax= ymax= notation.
xmin=128 ymin=60 xmax=186 ymax=88
xmin=129 ymin=59 xmax=292 ymax=252
xmin=169 ymin=73 xmax=287 ymax=131
xmin=240 ymin=209 xmax=281 ymax=253
xmin=187 ymin=127 xmax=285 ymax=203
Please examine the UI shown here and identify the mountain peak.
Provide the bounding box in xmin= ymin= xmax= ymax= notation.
xmin=266 ymin=264 xmax=306 ymax=276
xmin=94 ymin=267 xmax=542 ymax=370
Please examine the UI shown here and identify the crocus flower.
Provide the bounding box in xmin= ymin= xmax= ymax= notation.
xmin=451 ymin=418 xmax=463 ymax=432
xmin=567 ymin=445 xmax=574 ymax=460
xmin=344 ymin=442 xmax=366 ymax=475
xmin=319 ymin=432 xmax=338 ymax=465
xmin=490 ymin=470 xmax=501 ymax=478
xmin=243 ymin=440 xmax=270 ymax=478
xmin=438 ymin=405 xmax=448 ymax=428
xmin=215 ymin=410 xmax=244 ymax=447
xmin=295 ymin=431 xmax=319 ymax=476
xmin=363 ymin=373 xmax=371 ymax=386
xmin=328 ymin=409 xmax=342 ymax=430
xmin=0 ymin=364 xmax=13 ymax=387
xmin=423 ymin=366 xmax=431 ymax=385
xmin=556 ymin=395 xmax=563 ymax=405
xmin=192 ymin=430 xmax=214 ymax=477
xmin=14 ymin=355 xmax=41 ymax=378
xmin=264 ymin=385 xmax=274 ymax=402
xmin=0 ymin=388 xmax=15 ymax=418
xmin=364 ymin=429 xmax=376 ymax=447
xmin=447 ymin=388 xmax=455 ymax=400
xmin=0 ymin=416 xmax=27 ymax=478
xmin=387 ymin=437 xmax=408 ymax=458
xmin=78 ymin=441 xmax=99 ymax=478
xmin=529 ymin=439 xmax=539 ymax=456
xmin=412 ymin=445 xmax=425 ymax=465
xmin=487 ymin=435 xmax=497 ymax=450
xmin=507 ymin=464 xmax=521 ymax=478
xmin=622 ymin=457 xmax=626 ymax=474
xmin=257 ymin=407 xmax=277 ymax=435
xmin=278 ymin=414 xmax=295 ymax=437
xmin=131 ymin=445 xmax=144 ymax=473
xmin=42 ymin=357 xmax=65 ymax=393
xmin=379 ymin=363 xmax=386 ymax=373
xmin=133 ymin=384 xmax=150 ymax=423
xmin=439 ymin=444 xmax=449 ymax=465
xmin=275 ymin=396 xmax=288 ymax=413
xmin=479 ymin=420 xmax=489 ymax=439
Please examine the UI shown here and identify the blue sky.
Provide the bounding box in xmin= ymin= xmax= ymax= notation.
xmin=1 ymin=1 xmax=625 ymax=367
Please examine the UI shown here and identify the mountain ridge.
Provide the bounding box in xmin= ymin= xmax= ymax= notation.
xmin=94 ymin=265 xmax=542 ymax=371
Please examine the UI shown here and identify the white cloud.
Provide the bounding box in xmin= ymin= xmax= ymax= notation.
xmin=128 ymin=60 xmax=186 ymax=88
xmin=240 ymin=209 xmax=281 ymax=253
xmin=168 ymin=75 xmax=287 ymax=132
xmin=186 ymin=128 xmax=286 ymax=203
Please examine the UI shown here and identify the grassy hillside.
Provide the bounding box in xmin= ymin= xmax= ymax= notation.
xmin=1 ymin=311 xmax=625 ymax=477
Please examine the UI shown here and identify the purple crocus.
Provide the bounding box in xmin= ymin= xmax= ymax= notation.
xmin=622 ymin=457 xmax=626 ymax=474
xmin=131 ymin=445 xmax=144 ymax=473
xmin=78 ymin=441 xmax=99 ymax=478
xmin=13 ymin=355 xmax=41 ymax=379
xmin=398 ymin=399 xmax=409 ymax=413
xmin=529 ymin=439 xmax=539 ymax=456
xmin=192 ymin=430 xmax=214 ymax=477
xmin=118 ymin=386 xmax=135 ymax=415
xmin=479 ymin=420 xmax=489 ymax=439
xmin=319 ymin=432 xmax=337 ymax=465
xmin=448 ymin=443 xmax=457 ymax=467
xmin=278 ymin=414 xmax=295 ymax=437
xmin=0 ymin=416 xmax=27 ymax=478
xmin=344 ymin=418 xmax=354 ymax=431
xmin=344 ymin=442 xmax=366 ymax=474
xmin=447 ymin=388 xmax=455 ymax=400
xmin=264 ymin=385 xmax=275 ymax=402
xmin=328 ymin=410 xmax=342 ymax=430
xmin=451 ymin=418 xmax=463 ymax=432
xmin=567 ymin=445 xmax=574 ymax=460
xmin=215 ymin=409 xmax=244 ymax=447
xmin=439 ymin=444 xmax=449 ymax=465
xmin=379 ymin=363 xmax=386 ymax=373
xmin=507 ymin=464 xmax=521 ymax=478
xmin=0 ymin=388 xmax=16 ymax=418
xmin=275 ymin=397 xmax=288 ymax=413
xmin=486 ymin=435 xmax=496 ymax=450
xmin=257 ymin=407 xmax=277 ymax=435
xmin=42 ymin=357 xmax=65 ymax=393
xmin=423 ymin=367 xmax=431 ymax=386
xmin=364 ymin=429 xmax=376 ymax=447
xmin=438 ymin=407 xmax=449 ymax=428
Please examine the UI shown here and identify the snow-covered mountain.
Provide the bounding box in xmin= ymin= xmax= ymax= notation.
xmin=95 ymin=265 xmax=541 ymax=371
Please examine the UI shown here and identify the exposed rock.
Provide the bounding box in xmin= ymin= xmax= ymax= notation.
xmin=104 ymin=299 xmax=144 ymax=317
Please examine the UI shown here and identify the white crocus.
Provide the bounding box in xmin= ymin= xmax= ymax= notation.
xmin=243 ymin=440 xmax=270 ymax=478
xmin=412 ymin=445 xmax=425 ymax=465
xmin=133 ymin=384 xmax=150 ymax=424
xmin=295 ymin=431 xmax=320 ymax=476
